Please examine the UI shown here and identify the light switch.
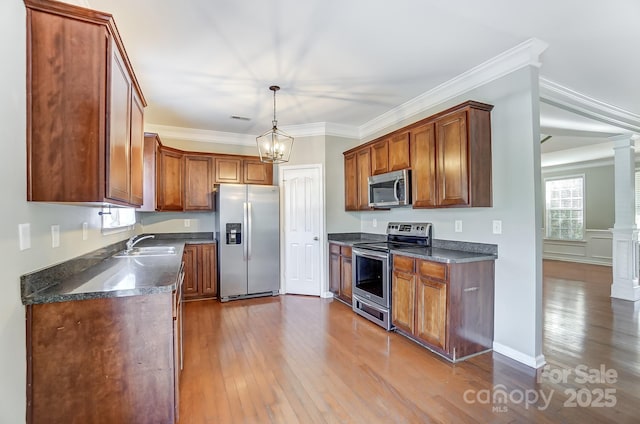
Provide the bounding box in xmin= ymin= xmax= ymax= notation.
xmin=19 ymin=223 xmax=31 ymax=250
xmin=82 ymin=222 xmax=88 ymax=241
xmin=184 ymin=219 xmax=191 ymax=228
xmin=51 ymin=225 xmax=60 ymax=248
xmin=455 ymin=220 xmax=462 ymax=233
xmin=493 ymin=220 xmax=502 ymax=234
xmin=372 ymin=219 xmax=377 ymax=228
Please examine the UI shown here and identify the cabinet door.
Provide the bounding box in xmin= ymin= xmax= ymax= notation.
xmin=138 ymin=134 xmax=158 ymax=212
xmin=129 ymin=90 xmax=145 ymax=206
xmin=243 ymin=159 xmax=273 ymax=185
xmin=340 ymin=256 xmax=352 ymax=302
xmin=392 ymin=270 xmax=416 ymax=334
xmin=436 ymin=110 xmax=469 ymax=206
xmin=329 ymin=252 xmax=341 ymax=295
xmin=416 ymin=277 xmax=447 ymax=350
xmin=371 ymin=140 xmax=389 ymax=175
xmin=356 ymin=148 xmax=372 ymax=210
xmin=182 ymin=245 xmax=199 ymax=298
xmin=107 ymin=46 xmax=131 ymax=203
xmin=157 ymin=147 xmax=184 ymax=211
xmin=344 ymin=153 xmax=358 ymax=211
xmin=215 ymin=157 xmax=242 ymax=183
xmin=410 ymin=123 xmax=437 ymax=208
xmin=184 ymin=155 xmax=213 ymax=211
xmin=389 ymin=132 xmax=410 ymax=171
xmin=200 ymin=244 xmax=217 ymax=297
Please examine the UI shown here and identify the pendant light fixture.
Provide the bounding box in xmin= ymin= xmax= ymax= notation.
xmin=256 ymin=85 xmax=293 ymax=164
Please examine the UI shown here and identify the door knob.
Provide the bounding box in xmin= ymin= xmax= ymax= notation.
xmin=313 ymin=236 xmax=319 ymax=241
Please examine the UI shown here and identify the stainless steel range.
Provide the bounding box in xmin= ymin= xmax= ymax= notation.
xmin=352 ymin=222 xmax=432 ymax=330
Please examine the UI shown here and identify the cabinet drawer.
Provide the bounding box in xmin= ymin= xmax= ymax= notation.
xmin=418 ymin=260 xmax=448 ymax=282
xmin=341 ymin=246 xmax=352 ymax=257
xmin=393 ymin=255 xmax=415 ymax=273
xmin=329 ymin=243 xmax=341 ymax=255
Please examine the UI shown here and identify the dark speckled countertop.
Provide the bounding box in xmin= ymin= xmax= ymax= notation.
xmin=328 ymin=232 xmax=497 ymax=263
xmin=21 ymin=233 xmax=216 ymax=305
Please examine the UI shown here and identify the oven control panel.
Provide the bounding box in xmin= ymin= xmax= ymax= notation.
xmin=387 ymin=222 xmax=432 ymax=237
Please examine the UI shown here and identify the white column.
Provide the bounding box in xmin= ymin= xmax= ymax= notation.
xmin=611 ymin=134 xmax=640 ymax=301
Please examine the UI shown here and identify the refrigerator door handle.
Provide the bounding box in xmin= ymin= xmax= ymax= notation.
xmin=243 ymin=202 xmax=248 ymax=260
xmin=247 ymin=202 xmax=253 ymax=259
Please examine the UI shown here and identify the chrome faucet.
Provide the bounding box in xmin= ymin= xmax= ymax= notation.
xmin=126 ymin=234 xmax=155 ymax=252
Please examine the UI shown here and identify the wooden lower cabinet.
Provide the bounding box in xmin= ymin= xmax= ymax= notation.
xmin=415 ymin=277 xmax=447 ymax=350
xmin=328 ymin=243 xmax=353 ymax=304
xmin=183 ymin=243 xmax=218 ymax=300
xmin=26 ymin=293 xmax=177 ymax=423
xmin=391 ymin=254 xmax=495 ymax=362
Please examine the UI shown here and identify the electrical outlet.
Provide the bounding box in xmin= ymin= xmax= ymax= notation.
xmin=493 ymin=220 xmax=502 ymax=234
xmin=82 ymin=222 xmax=88 ymax=241
xmin=455 ymin=220 xmax=462 ymax=232
xmin=372 ymin=219 xmax=377 ymax=228
xmin=19 ymin=223 xmax=31 ymax=250
xmin=51 ymin=225 xmax=60 ymax=248
xmin=184 ymin=219 xmax=191 ymax=228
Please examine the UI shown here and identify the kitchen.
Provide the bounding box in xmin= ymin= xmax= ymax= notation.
xmin=2 ymin=0 xmax=639 ymax=423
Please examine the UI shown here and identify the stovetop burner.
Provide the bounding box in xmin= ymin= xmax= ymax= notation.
xmin=354 ymin=222 xmax=432 ymax=252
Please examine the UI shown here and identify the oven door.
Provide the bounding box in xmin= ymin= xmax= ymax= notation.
xmin=352 ymin=248 xmax=390 ymax=308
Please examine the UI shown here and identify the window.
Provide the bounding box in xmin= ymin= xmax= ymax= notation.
xmin=545 ymin=176 xmax=584 ymax=240
xmin=101 ymin=206 xmax=136 ymax=234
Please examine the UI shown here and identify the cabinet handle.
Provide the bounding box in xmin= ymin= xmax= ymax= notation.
xmin=464 ymin=286 xmax=479 ymax=292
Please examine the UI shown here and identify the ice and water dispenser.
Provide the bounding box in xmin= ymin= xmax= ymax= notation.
xmin=225 ymin=223 xmax=242 ymax=245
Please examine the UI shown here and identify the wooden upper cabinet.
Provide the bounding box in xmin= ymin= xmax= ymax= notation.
xmin=434 ymin=103 xmax=493 ymax=207
xmin=436 ymin=110 xmax=469 ymax=206
xmin=25 ymin=0 xmax=146 ymax=206
xmin=138 ymin=133 xmax=159 ymax=212
xmin=371 ymin=132 xmax=410 ymax=176
xmin=243 ymin=158 xmax=273 ymax=185
xmin=342 ymin=101 xmax=492 ymax=211
xmin=184 ymin=155 xmax=213 ymax=211
xmin=371 ymin=140 xmax=389 ymax=175
xmin=157 ymin=147 xmax=184 ymax=211
xmin=129 ymin=92 xmax=145 ymax=206
xmin=344 ymin=152 xmax=358 ymax=211
xmin=215 ymin=157 xmax=242 ymax=184
xmin=107 ymin=46 xmax=132 ymax=204
xmin=388 ymin=132 xmax=410 ymax=171
xmin=411 ymin=123 xmax=437 ymax=208
xmin=356 ymin=148 xmax=372 ymax=210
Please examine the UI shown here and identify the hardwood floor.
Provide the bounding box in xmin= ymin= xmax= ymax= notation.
xmin=179 ymin=261 xmax=640 ymax=423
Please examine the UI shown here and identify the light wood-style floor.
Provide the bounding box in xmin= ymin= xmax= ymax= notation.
xmin=179 ymin=260 xmax=640 ymax=423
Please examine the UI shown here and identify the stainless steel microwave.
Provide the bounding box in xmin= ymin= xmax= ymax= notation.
xmin=368 ymin=169 xmax=411 ymax=207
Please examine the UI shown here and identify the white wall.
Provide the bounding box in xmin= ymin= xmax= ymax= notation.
xmin=349 ymin=68 xmax=545 ymax=367
xmin=1 ymin=1 xmax=140 ymax=422
xmin=325 ymin=135 xmax=361 ymax=232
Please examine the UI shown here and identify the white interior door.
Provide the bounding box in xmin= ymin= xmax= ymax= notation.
xmin=282 ymin=166 xmax=322 ymax=296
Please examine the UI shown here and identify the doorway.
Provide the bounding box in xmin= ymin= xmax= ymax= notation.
xmin=280 ymin=164 xmax=325 ymax=296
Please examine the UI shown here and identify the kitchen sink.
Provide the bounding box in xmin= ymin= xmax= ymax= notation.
xmin=113 ymin=246 xmax=177 ymax=258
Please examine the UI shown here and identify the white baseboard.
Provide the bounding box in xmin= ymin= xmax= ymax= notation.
xmin=321 ymin=291 xmax=334 ymax=299
xmin=542 ymin=254 xmax=612 ymax=267
xmin=493 ymin=342 xmax=546 ymax=369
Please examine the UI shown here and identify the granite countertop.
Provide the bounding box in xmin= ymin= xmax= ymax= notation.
xmin=327 ymin=232 xmax=387 ymax=246
xmin=389 ymin=246 xmax=497 ymax=264
xmin=21 ymin=233 xmax=216 ymax=305
xmin=329 ymin=232 xmax=497 ymax=264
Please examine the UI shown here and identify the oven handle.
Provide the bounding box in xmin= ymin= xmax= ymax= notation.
xmin=352 ymin=248 xmax=389 ymax=261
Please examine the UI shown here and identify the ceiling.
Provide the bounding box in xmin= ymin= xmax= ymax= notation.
xmin=88 ymin=0 xmax=640 ymax=158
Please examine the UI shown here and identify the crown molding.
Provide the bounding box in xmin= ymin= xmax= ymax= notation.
xmin=540 ymin=78 xmax=640 ymax=134
xmin=358 ymin=38 xmax=548 ymax=139
xmin=144 ymin=124 xmax=257 ymax=146
xmin=280 ymin=122 xmax=359 ymax=139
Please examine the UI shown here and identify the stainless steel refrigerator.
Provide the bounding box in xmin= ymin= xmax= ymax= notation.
xmin=215 ymin=184 xmax=280 ymax=302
